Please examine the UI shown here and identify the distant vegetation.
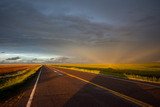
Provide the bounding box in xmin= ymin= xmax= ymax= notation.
xmin=52 ymin=63 xmax=160 ymax=83
xmin=0 ymin=64 xmax=31 ymax=75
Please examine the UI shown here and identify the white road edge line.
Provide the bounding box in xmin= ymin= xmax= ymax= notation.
xmin=101 ymin=75 xmax=160 ymax=88
xmin=26 ymin=66 xmax=42 ymax=107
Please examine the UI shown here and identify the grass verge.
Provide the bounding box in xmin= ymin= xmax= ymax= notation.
xmin=0 ymin=66 xmax=41 ymax=99
xmin=53 ymin=64 xmax=160 ymax=84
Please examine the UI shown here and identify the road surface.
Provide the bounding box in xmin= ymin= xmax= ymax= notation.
xmin=1 ymin=65 xmax=160 ymax=107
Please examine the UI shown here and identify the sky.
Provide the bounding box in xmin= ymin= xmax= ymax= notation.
xmin=0 ymin=0 xmax=160 ymax=63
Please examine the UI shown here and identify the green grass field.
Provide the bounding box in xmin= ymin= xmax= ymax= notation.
xmin=52 ymin=63 xmax=160 ymax=83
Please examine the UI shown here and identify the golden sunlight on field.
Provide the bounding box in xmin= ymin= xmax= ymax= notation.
xmin=52 ymin=63 xmax=160 ymax=83
xmin=0 ymin=64 xmax=40 ymax=74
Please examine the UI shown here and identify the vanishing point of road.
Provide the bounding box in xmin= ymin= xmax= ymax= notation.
xmin=1 ymin=65 xmax=160 ymax=107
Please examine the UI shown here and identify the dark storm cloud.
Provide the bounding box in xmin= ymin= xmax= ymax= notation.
xmin=6 ymin=56 xmax=21 ymax=60
xmin=0 ymin=0 xmax=160 ymax=63
xmin=28 ymin=58 xmax=44 ymax=63
xmin=0 ymin=0 xmax=111 ymax=47
xmin=32 ymin=58 xmax=38 ymax=61
xmin=50 ymin=58 xmax=55 ymax=60
xmin=54 ymin=57 xmax=69 ymax=63
xmin=46 ymin=56 xmax=72 ymax=63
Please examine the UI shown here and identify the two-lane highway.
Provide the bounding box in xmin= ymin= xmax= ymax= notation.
xmin=27 ymin=65 xmax=138 ymax=107
xmin=1 ymin=65 xmax=160 ymax=107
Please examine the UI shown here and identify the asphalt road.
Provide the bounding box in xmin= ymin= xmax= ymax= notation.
xmin=1 ymin=65 xmax=160 ymax=107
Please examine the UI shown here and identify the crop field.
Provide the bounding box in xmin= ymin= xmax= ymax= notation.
xmin=52 ymin=63 xmax=160 ymax=83
xmin=0 ymin=64 xmax=41 ymax=98
xmin=0 ymin=64 xmax=39 ymax=75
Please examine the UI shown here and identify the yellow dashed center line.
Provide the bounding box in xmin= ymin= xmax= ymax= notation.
xmin=53 ymin=68 xmax=153 ymax=107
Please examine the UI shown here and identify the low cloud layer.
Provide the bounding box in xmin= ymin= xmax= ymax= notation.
xmin=0 ymin=0 xmax=160 ymax=63
xmin=6 ymin=56 xmax=21 ymax=60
